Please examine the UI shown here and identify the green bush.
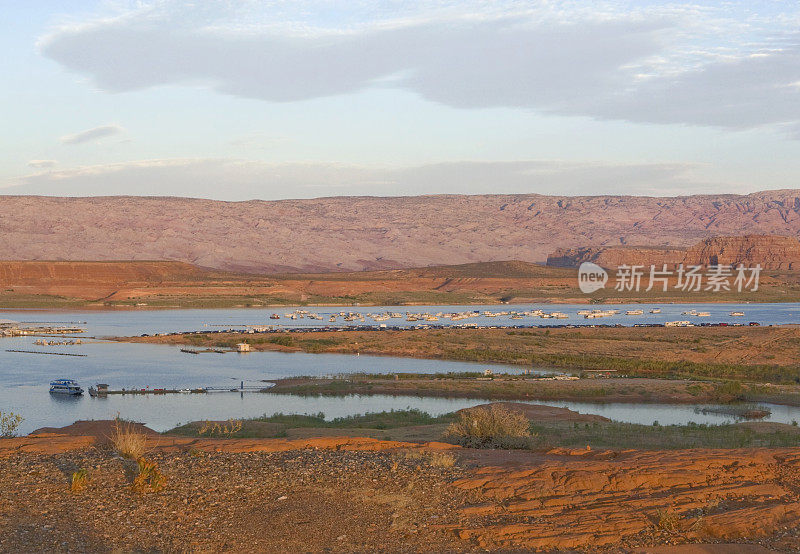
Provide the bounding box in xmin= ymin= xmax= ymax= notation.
xmin=0 ymin=411 xmax=22 ymax=438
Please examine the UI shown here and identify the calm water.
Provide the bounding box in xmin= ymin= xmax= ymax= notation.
xmin=2 ymin=302 xmax=799 ymax=336
xmin=2 ymin=304 xmax=799 ymax=434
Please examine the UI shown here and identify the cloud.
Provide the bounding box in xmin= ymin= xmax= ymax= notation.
xmin=60 ymin=124 xmax=125 ymax=145
xmin=27 ymin=160 xmax=57 ymax=168
xmin=37 ymin=2 xmax=800 ymax=134
xmin=2 ymin=157 xmax=729 ymax=200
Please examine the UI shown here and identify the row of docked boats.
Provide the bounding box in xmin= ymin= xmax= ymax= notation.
xmin=681 ymin=309 xmax=746 ymax=317
xmin=262 ymin=307 xmax=746 ymax=324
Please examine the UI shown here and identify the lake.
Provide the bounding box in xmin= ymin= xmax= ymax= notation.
xmin=2 ymin=303 xmax=799 ymax=434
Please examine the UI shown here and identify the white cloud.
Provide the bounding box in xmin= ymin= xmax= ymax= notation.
xmin=27 ymin=159 xmax=57 ymax=168
xmin=60 ymin=124 xmax=125 ymax=145
xmin=3 ymin=157 xmax=729 ymax=200
xmin=37 ymin=1 xmax=800 ymax=134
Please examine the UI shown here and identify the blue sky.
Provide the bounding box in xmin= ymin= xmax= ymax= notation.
xmin=1 ymin=0 xmax=800 ymax=200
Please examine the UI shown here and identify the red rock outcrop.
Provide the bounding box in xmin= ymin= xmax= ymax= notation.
xmin=7 ymin=421 xmax=800 ymax=551
xmin=686 ymin=235 xmax=800 ymax=270
xmin=0 ymin=191 xmax=799 ymax=272
xmin=547 ymin=234 xmax=800 ymax=270
xmin=548 ymin=245 xmax=687 ymax=268
xmin=453 ymin=447 xmax=800 ymax=550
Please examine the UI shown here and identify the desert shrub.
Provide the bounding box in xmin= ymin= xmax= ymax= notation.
xmin=655 ymin=509 xmax=681 ymax=531
xmin=132 ymin=458 xmax=167 ymax=493
xmin=70 ymin=469 xmax=89 ymax=493
xmin=0 ymin=411 xmax=23 ymax=438
xmin=198 ymin=419 xmax=243 ymax=437
xmin=110 ymin=418 xmax=148 ymax=460
xmin=445 ymin=405 xmax=532 ymax=449
xmin=712 ymin=380 xmax=744 ymax=401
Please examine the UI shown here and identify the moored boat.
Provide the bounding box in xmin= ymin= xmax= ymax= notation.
xmin=49 ymin=379 xmax=84 ymax=395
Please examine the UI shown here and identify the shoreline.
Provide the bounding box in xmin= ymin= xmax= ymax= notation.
xmin=114 ymin=324 xmax=800 ymax=384
xmin=261 ymin=377 xmax=800 ymax=408
xmin=1 ymin=297 xmax=798 ymax=310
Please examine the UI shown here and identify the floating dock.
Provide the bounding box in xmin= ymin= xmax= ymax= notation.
xmin=7 ymin=349 xmax=87 ymax=357
xmin=90 ymin=384 xmax=272 ymax=395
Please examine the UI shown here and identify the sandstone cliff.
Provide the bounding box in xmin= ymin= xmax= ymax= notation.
xmin=547 ymin=235 xmax=800 ymax=270
xmin=0 ymin=191 xmax=799 ymax=272
xmin=686 ymin=235 xmax=800 ymax=270
xmin=547 ymin=246 xmax=687 ymax=269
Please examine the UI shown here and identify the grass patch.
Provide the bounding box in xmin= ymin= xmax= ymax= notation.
xmin=70 ymin=469 xmax=89 ymax=493
xmin=257 ymin=409 xmax=455 ymax=430
xmin=166 ymin=409 xmax=456 ymax=438
xmin=110 ymin=419 xmax=148 ymax=459
xmin=132 ymin=458 xmax=167 ymax=494
xmin=532 ymin=420 xmax=800 ymax=450
xmin=198 ymin=419 xmax=243 ymax=437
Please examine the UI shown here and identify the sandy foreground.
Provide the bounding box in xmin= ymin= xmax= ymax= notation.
xmin=1 ymin=421 xmax=799 ymax=553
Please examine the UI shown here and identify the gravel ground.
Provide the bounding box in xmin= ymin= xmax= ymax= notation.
xmin=0 ymin=448 xmax=474 ymax=553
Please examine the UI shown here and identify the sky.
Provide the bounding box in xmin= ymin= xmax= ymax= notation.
xmin=1 ymin=0 xmax=800 ymax=200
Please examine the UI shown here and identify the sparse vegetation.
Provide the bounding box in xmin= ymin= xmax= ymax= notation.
xmin=445 ymin=405 xmax=532 ymax=449
xmin=0 ymin=411 xmax=23 ymax=438
xmin=198 ymin=419 xmax=243 ymax=437
xmin=256 ymin=409 xmax=455 ymax=430
xmin=656 ymin=509 xmax=682 ymax=531
xmin=132 ymin=458 xmax=167 ymax=493
xmin=110 ymin=419 xmax=148 ymax=460
xmin=167 ymin=409 xmax=456 ymax=439
xmin=164 ymin=405 xmax=800 ymax=450
xmin=70 ymin=469 xmax=89 ymax=493
xmin=402 ymin=449 xmax=457 ymax=468
xmin=532 ymin=420 xmax=800 ymax=450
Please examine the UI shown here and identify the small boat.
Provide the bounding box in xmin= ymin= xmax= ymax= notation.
xmin=730 ymin=312 xmax=745 ymax=317
xmin=626 ymin=310 xmax=644 ymax=316
xmin=270 ymin=314 xmax=281 ymax=320
xmin=650 ymin=308 xmax=661 ymax=314
xmin=50 ymin=379 xmax=84 ymax=395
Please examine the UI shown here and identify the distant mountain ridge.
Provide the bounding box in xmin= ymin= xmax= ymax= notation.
xmin=0 ymin=191 xmax=799 ymax=272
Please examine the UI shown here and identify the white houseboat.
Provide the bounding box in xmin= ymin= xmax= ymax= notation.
xmin=49 ymin=379 xmax=84 ymax=395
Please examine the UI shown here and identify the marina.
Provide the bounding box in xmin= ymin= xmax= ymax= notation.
xmin=1 ymin=303 xmax=799 ymax=434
